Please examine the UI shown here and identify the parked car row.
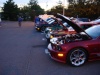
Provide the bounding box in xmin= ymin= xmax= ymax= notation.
xmin=34 ymin=14 xmax=100 ymax=67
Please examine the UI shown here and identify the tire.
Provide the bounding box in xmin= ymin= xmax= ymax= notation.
xmin=67 ymin=48 xmax=88 ymax=67
xmin=41 ymin=26 xmax=46 ymax=32
xmin=45 ymin=32 xmax=50 ymax=38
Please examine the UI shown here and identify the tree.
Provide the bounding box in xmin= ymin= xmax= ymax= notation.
xmin=28 ymin=0 xmax=38 ymax=6
xmin=19 ymin=6 xmax=30 ymax=21
xmin=46 ymin=0 xmax=64 ymax=15
xmin=68 ymin=0 xmax=86 ymax=4
xmin=47 ymin=5 xmax=63 ymax=15
xmin=28 ymin=0 xmax=44 ymax=20
xmin=2 ymin=0 xmax=19 ymax=20
xmin=67 ymin=0 xmax=100 ymax=19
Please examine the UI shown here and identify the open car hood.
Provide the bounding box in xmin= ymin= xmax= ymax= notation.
xmin=39 ymin=14 xmax=55 ymax=24
xmin=56 ymin=13 xmax=92 ymax=39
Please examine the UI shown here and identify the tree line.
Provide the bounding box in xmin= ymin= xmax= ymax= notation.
xmin=1 ymin=0 xmax=100 ymax=21
xmin=67 ymin=0 xmax=100 ymax=20
xmin=47 ymin=0 xmax=100 ymax=20
xmin=1 ymin=0 xmax=45 ymax=21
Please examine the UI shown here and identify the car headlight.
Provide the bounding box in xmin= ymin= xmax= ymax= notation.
xmin=37 ymin=28 xmax=40 ymax=30
xmin=46 ymin=28 xmax=51 ymax=31
xmin=49 ymin=29 xmax=52 ymax=31
xmin=50 ymin=38 xmax=58 ymax=44
xmin=50 ymin=35 xmax=53 ymax=39
xmin=50 ymin=31 xmax=53 ymax=34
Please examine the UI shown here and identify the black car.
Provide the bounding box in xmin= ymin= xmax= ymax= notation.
xmin=77 ymin=18 xmax=90 ymax=22
xmin=35 ymin=18 xmax=56 ymax=32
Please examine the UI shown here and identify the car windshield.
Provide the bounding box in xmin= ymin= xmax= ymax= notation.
xmin=85 ymin=25 xmax=100 ymax=39
xmin=63 ymin=22 xmax=70 ymax=27
xmin=78 ymin=18 xmax=89 ymax=22
xmin=92 ymin=19 xmax=100 ymax=23
xmin=46 ymin=18 xmax=55 ymax=24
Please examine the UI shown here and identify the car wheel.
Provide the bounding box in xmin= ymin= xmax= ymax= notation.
xmin=41 ymin=26 xmax=46 ymax=32
xmin=67 ymin=48 xmax=87 ymax=67
xmin=45 ymin=32 xmax=50 ymax=38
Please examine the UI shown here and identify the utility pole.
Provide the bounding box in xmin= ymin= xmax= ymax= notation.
xmin=45 ymin=1 xmax=48 ymax=14
xmin=0 ymin=6 xmax=2 ymax=18
xmin=63 ymin=0 xmax=65 ymax=15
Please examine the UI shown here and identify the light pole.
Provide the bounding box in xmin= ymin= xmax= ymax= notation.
xmin=63 ymin=0 xmax=65 ymax=15
xmin=45 ymin=1 xmax=48 ymax=14
xmin=0 ymin=6 xmax=2 ymax=18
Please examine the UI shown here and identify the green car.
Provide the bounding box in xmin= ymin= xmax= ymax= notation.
xmin=45 ymin=22 xmax=69 ymax=42
xmin=45 ymin=23 xmax=63 ymax=34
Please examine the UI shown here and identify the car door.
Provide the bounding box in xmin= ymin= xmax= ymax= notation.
xmin=94 ymin=36 xmax=100 ymax=58
xmin=98 ymin=36 xmax=100 ymax=57
xmin=88 ymin=38 xmax=99 ymax=53
xmin=86 ymin=38 xmax=100 ymax=60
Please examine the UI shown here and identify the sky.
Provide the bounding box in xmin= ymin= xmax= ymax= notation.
xmin=0 ymin=0 xmax=69 ymax=10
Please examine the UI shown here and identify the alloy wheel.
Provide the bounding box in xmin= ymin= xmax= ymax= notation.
xmin=69 ymin=49 xmax=87 ymax=66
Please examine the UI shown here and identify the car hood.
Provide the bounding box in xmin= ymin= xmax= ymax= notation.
xmin=56 ymin=14 xmax=92 ymax=39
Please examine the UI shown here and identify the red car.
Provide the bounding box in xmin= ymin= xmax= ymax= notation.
xmin=47 ymin=14 xmax=100 ymax=67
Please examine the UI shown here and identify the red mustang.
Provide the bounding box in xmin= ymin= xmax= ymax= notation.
xmin=47 ymin=14 xmax=100 ymax=67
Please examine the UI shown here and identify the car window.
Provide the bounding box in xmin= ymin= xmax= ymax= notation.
xmin=63 ymin=22 xmax=70 ymax=27
xmin=80 ymin=25 xmax=92 ymax=30
xmin=85 ymin=25 xmax=100 ymax=39
xmin=78 ymin=18 xmax=89 ymax=22
xmin=46 ymin=18 xmax=55 ymax=24
xmin=93 ymin=19 xmax=100 ymax=23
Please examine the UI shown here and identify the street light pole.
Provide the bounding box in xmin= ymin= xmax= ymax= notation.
xmin=45 ymin=1 xmax=48 ymax=14
xmin=0 ymin=6 xmax=2 ymax=18
xmin=63 ymin=0 xmax=65 ymax=15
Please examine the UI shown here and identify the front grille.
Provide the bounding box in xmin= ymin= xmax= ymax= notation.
xmin=51 ymin=43 xmax=61 ymax=51
xmin=51 ymin=43 xmax=56 ymax=50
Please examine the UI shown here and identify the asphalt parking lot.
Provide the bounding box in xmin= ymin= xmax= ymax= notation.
xmin=0 ymin=21 xmax=100 ymax=75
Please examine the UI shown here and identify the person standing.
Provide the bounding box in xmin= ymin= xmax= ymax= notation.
xmin=34 ymin=16 xmax=40 ymax=25
xmin=18 ymin=17 xmax=23 ymax=27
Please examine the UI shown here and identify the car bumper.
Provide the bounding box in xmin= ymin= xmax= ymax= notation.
xmin=47 ymin=43 xmax=67 ymax=63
